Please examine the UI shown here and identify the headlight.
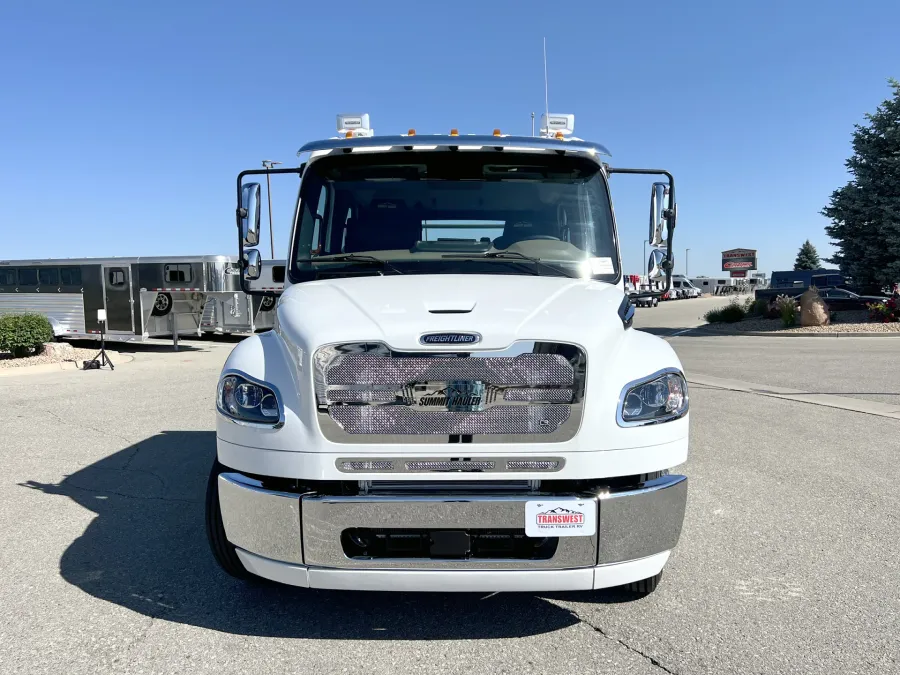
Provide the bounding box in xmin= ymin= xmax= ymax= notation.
xmin=217 ymin=371 xmax=282 ymax=426
xmin=617 ymin=369 xmax=688 ymax=426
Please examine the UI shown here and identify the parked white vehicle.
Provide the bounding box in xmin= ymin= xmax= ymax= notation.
xmin=206 ymin=114 xmax=689 ymax=594
xmin=672 ymin=277 xmax=701 ymax=298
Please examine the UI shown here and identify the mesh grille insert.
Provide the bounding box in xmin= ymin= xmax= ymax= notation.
xmin=325 ymin=353 xmax=573 ymax=387
xmin=330 ymin=405 xmax=570 ymax=435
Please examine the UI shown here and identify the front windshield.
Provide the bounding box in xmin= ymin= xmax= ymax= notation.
xmin=289 ymin=151 xmax=619 ymax=282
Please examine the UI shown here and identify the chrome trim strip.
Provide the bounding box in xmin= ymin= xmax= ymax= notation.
xmin=216 ymin=368 xmax=286 ymax=429
xmin=234 ymin=549 xmax=671 ymax=592
xmin=615 ymin=367 xmax=689 ymax=428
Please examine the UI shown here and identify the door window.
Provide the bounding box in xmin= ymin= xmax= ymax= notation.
xmin=108 ymin=269 xmax=126 ymax=287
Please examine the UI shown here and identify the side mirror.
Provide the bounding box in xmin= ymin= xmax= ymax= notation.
xmin=240 ymin=183 xmax=261 ymax=247
xmin=243 ymin=249 xmax=261 ymax=281
xmin=648 ymin=182 xmax=668 ymax=246
xmin=648 ymin=248 xmax=666 ymax=279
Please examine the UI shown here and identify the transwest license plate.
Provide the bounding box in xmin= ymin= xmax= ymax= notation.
xmin=525 ymin=499 xmax=597 ymax=537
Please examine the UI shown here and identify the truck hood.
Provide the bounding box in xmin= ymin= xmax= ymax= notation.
xmin=276 ymin=274 xmax=626 ymax=352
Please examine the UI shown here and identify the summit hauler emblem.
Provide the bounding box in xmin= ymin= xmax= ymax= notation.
xmin=525 ymin=500 xmax=597 ymax=537
xmin=419 ymin=332 xmax=481 ymax=346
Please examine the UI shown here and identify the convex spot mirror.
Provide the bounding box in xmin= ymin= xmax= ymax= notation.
xmin=649 ymin=182 xmax=670 ymax=246
xmin=243 ymin=249 xmax=261 ymax=281
xmin=240 ymin=183 xmax=261 ymax=247
xmin=648 ymin=248 xmax=667 ymax=279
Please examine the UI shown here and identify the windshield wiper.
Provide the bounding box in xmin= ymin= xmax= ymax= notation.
xmin=306 ymin=254 xmax=404 ymax=275
xmin=444 ymin=251 xmax=574 ymax=278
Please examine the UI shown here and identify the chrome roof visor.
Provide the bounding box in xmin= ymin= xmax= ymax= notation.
xmin=298 ymin=134 xmax=611 ymax=160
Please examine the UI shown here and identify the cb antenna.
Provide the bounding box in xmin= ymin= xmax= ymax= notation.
xmin=543 ymin=37 xmax=550 ymax=137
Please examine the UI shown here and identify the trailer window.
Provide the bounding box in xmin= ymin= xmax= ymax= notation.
xmin=60 ymin=267 xmax=82 ymax=286
xmin=0 ymin=269 xmax=15 ymax=285
xmin=164 ymin=264 xmax=192 ymax=283
xmin=38 ymin=268 xmax=59 ymax=286
xmin=18 ymin=269 xmax=38 ymax=286
xmin=108 ymin=269 xmax=126 ymax=287
xmin=272 ymin=266 xmax=285 ymax=283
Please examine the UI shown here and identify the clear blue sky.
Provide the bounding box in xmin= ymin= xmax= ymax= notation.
xmin=3 ymin=0 xmax=899 ymax=277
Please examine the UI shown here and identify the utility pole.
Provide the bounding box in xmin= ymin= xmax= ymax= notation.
xmin=686 ymin=248 xmax=690 ymax=277
xmin=262 ymin=160 xmax=281 ymax=258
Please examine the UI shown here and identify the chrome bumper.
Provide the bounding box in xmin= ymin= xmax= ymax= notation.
xmin=218 ymin=473 xmax=687 ymax=578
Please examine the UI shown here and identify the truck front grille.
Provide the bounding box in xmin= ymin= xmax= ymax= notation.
xmin=313 ymin=341 xmax=586 ymax=444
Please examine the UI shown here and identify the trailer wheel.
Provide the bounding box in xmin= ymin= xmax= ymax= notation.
xmin=205 ymin=460 xmax=251 ymax=580
xmin=151 ymin=292 xmax=172 ymax=317
xmin=623 ymin=571 xmax=663 ymax=596
xmin=652 ymin=298 xmax=659 ymax=307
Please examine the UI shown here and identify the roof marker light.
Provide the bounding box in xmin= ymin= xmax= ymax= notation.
xmin=493 ymin=128 xmax=502 ymax=136
xmin=407 ymin=128 xmax=416 ymax=136
xmin=450 ymin=128 xmax=459 ymax=136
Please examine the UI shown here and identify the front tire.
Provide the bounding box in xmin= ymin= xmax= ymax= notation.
xmin=623 ymin=571 xmax=662 ymax=596
xmin=205 ymin=460 xmax=251 ymax=579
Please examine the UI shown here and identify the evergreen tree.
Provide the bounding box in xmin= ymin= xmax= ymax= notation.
xmin=822 ymin=79 xmax=900 ymax=289
xmin=794 ymin=240 xmax=821 ymax=270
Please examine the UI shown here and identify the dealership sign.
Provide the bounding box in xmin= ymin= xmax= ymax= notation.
xmin=730 ymin=270 xmax=747 ymax=278
xmin=722 ymin=248 xmax=757 ymax=272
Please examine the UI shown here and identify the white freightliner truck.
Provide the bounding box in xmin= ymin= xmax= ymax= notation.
xmin=206 ymin=114 xmax=688 ymax=594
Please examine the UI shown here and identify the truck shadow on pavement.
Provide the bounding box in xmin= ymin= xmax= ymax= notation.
xmin=21 ymin=431 xmax=632 ymax=640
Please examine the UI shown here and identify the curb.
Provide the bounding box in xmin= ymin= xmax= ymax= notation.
xmin=691 ymin=327 xmax=900 ymax=338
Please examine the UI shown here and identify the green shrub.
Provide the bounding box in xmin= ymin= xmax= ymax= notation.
xmin=744 ymin=297 xmax=768 ymax=317
xmin=704 ymin=300 xmax=747 ymax=323
xmin=0 ymin=313 xmax=54 ymax=358
xmin=775 ymin=295 xmax=797 ymax=328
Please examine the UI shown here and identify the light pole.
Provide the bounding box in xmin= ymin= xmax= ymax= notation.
xmin=686 ymin=248 xmax=690 ymax=277
xmin=262 ymin=160 xmax=281 ymax=258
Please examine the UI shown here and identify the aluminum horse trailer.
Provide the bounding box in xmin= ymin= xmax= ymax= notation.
xmin=0 ymin=255 xmax=267 ymax=341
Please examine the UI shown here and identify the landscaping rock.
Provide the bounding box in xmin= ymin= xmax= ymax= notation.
xmin=800 ymin=289 xmax=830 ymax=327
xmin=41 ymin=342 xmax=75 ymax=360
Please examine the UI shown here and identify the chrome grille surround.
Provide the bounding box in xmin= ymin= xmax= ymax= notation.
xmin=313 ymin=341 xmax=586 ymax=443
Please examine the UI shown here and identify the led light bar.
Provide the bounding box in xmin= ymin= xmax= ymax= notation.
xmin=340 ymin=460 xmax=394 ymax=471
xmin=506 ymin=460 xmax=561 ymax=471
xmin=405 ymin=460 xmax=495 ymax=472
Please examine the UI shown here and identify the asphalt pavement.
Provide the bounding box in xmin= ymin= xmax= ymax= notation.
xmin=1 ymin=300 xmax=898 ymax=674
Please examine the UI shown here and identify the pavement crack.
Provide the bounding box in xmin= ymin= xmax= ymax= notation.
xmin=566 ymin=609 xmax=679 ymax=674
xmin=38 ymin=407 xmax=135 ymax=446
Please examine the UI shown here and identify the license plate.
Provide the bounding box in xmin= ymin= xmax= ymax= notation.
xmin=525 ymin=499 xmax=596 ymax=537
